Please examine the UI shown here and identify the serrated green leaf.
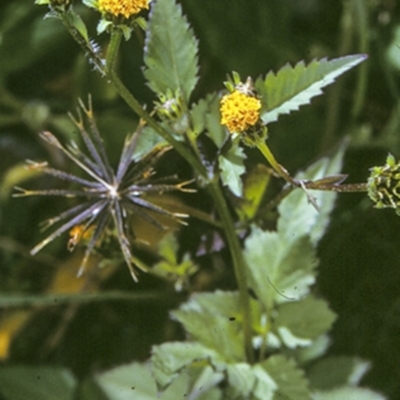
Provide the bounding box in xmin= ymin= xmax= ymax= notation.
xmin=93 ymin=361 xmax=206 ymax=400
xmin=295 ymin=335 xmax=331 ymax=364
xmin=252 ymin=365 xmax=278 ymax=400
xmin=308 ymin=356 xmax=371 ymax=390
xmin=151 ymin=342 xmax=220 ymax=390
xmin=277 ymin=142 xmax=346 ymax=246
xmin=0 ymin=366 xmax=76 ymax=400
xmin=171 ymin=291 xmax=246 ymax=362
xmin=94 ymin=362 xmax=157 ymax=400
xmin=224 ymin=363 xmax=278 ymax=400
xmin=312 ymin=387 xmax=386 ymax=400
xmin=183 ymin=291 xmax=242 ymax=318
xmin=244 ymin=227 xmax=317 ymax=310
xmin=261 ymin=355 xmax=311 ymax=400
xmin=188 ymin=366 xmax=224 ymax=400
xmin=255 ymin=55 xmax=367 ymax=124
xmin=274 ymin=297 xmax=337 ymax=347
xmin=64 ymin=10 xmax=89 ymax=43
xmin=227 ymin=363 xmax=257 ymax=397
xmin=218 ymin=144 xmax=246 ymax=197
xmin=144 ymin=0 xmax=199 ymax=102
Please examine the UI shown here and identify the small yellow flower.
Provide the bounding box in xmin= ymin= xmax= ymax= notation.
xmin=98 ymin=0 xmax=150 ymax=20
xmin=220 ymin=90 xmax=261 ymax=134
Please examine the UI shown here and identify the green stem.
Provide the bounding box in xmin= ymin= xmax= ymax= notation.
xmin=60 ymin=10 xmax=105 ymax=74
xmin=105 ymin=28 xmax=123 ymax=75
xmin=257 ymin=141 xmax=297 ymax=186
xmin=351 ymin=0 xmax=369 ymax=118
xmin=208 ymin=180 xmax=254 ymax=363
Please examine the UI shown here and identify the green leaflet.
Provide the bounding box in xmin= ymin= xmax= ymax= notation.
xmin=218 ymin=144 xmax=247 ymax=197
xmin=131 ymin=126 xmax=166 ymax=162
xmin=255 ymin=55 xmax=367 ymax=124
xmin=244 ymin=229 xmax=317 ymax=310
xmin=143 ymin=0 xmax=199 ymax=103
xmin=277 ymin=141 xmax=346 ymax=246
xmin=151 ymin=342 xmax=221 ymax=391
xmin=226 ymin=363 xmax=257 ymax=398
xmin=92 ymin=360 xmax=220 ymax=400
xmin=226 ymin=363 xmax=278 ymax=400
xmin=274 ymin=296 xmax=337 ymax=347
xmin=170 ymin=291 xmax=247 ymax=362
xmin=261 ymin=355 xmax=312 ymax=400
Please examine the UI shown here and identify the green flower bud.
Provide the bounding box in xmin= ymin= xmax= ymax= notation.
xmin=368 ymin=153 xmax=400 ymax=214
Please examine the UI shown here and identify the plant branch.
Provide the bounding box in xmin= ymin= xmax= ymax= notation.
xmin=64 ymin=26 xmax=254 ymax=362
xmin=256 ymin=141 xmax=297 ymax=186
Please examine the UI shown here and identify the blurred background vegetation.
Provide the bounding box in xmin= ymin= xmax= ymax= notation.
xmin=0 ymin=0 xmax=400 ymax=398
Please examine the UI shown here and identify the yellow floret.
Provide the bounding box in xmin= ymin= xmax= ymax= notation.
xmin=220 ymin=90 xmax=261 ymax=133
xmin=98 ymin=0 xmax=150 ymax=19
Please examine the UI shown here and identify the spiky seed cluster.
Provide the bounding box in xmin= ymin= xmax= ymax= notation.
xmin=98 ymin=0 xmax=150 ymax=20
xmin=220 ymin=90 xmax=261 ymax=134
xmin=368 ymin=154 xmax=400 ymax=214
xmin=14 ymin=98 xmax=193 ymax=281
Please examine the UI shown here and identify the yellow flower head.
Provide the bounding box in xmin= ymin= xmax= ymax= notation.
xmin=220 ymin=90 xmax=261 ymax=134
xmin=98 ymin=0 xmax=150 ymax=19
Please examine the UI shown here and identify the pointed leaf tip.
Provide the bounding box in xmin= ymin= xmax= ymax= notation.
xmin=256 ymin=54 xmax=368 ymax=124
